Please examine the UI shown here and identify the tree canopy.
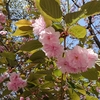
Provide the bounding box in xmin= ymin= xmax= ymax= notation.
xmin=0 ymin=0 xmax=100 ymax=100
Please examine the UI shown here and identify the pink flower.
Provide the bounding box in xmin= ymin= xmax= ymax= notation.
xmin=0 ymin=76 xmax=4 ymax=83
xmin=32 ymin=15 xmax=46 ymax=35
xmin=87 ymin=49 xmax=98 ymax=68
xmin=9 ymin=72 xmax=20 ymax=81
xmin=66 ymin=46 xmax=88 ymax=72
xmin=26 ymin=97 xmax=30 ymax=100
xmin=7 ymin=81 xmax=19 ymax=91
xmin=18 ymin=78 xmax=27 ymax=88
xmin=39 ymin=27 xmax=60 ymax=45
xmin=0 ymin=46 xmax=6 ymax=52
xmin=96 ymin=87 xmax=100 ymax=93
xmin=7 ymin=72 xmax=27 ymax=91
xmin=20 ymin=97 xmax=24 ymax=100
xmin=56 ymin=46 xmax=98 ymax=74
xmin=43 ymin=43 xmax=63 ymax=58
xmin=0 ymin=23 xmax=3 ymax=30
xmin=0 ymin=31 xmax=7 ymax=35
xmin=57 ymin=54 xmax=82 ymax=74
xmin=0 ymin=13 xmax=6 ymax=23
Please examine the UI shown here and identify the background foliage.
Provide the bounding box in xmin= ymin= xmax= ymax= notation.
xmin=0 ymin=0 xmax=100 ymax=100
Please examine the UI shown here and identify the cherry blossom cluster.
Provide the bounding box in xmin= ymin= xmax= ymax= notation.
xmin=32 ymin=15 xmax=98 ymax=74
xmin=20 ymin=96 xmax=30 ymax=100
xmin=32 ymin=15 xmax=64 ymax=58
xmin=0 ymin=12 xmax=6 ymax=30
xmin=57 ymin=46 xmax=98 ymax=73
xmin=7 ymin=72 xmax=27 ymax=91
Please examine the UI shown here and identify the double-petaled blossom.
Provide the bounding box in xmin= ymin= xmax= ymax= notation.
xmin=0 ymin=31 xmax=7 ymax=35
xmin=39 ymin=27 xmax=63 ymax=58
xmin=43 ymin=43 xmax=64 ymax=58
xmin=39 ymin=27 xmax=60 ymax=44
xmin=7 ymin=72 xmax=27 ymax=91
xmin=57 ymin=46 xmax=98 ymax=73
xmin=32 ymin=15 xmax=98 ymax=73
xmin=32 ymin=15 xmax=46 ymax=35
xmin=0 ymin=12 xmax=6 ymax=23
xmin=20 ymin=97 xmax=30 ymax=100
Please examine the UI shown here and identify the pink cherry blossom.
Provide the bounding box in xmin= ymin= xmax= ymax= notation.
xmin=56 ymin=46 xmax=98 ymax=74
xmin=0 ymin=31 xmax=7 ymax=35
xmin=32 ymin=15 xmax=46 ymax=35
xmin=0 ymin=46 xmax=6 ymax=52
xmin=57 ymin=54 xmax=83 ymax=74
xmin=0 ymin=13 xmax=6 ymax=23
xmin=7 ymin=72 xmax=27 ymax=91
xmin=39 ymin=27 xmax=60 ymax=45
xmin=0 ymin=76 xmax=4 ymax=83
xmin=87 ymin=49 xmax=98 ymax=68
xmin=0 ymin=23 xmax=3 ymax=30
xmin=7 ymin=81 xmax=19 ymax=91
xmin=66 ymin=46 xmax=88 ymax=73
xmin=9 ymin=72 xmax=20 ymax=81
xmin=20 ymin=97 xmax=24 ymax=100
xmin=26 ymin=97 xmax=30 ymax=100
xmin=43 ymin=43 xmax=64 ymax=58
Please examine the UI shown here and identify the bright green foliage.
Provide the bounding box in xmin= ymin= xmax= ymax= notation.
xmin=12 ymin=28 xmax=33 ymax=36
xmin=81 ymin=68 xmax=99 ymax=80
xmin=64 ymin=1 xmax=100 ymax=25
xmin=68 ymin=89 xmax=80 ymax=100
xmin=68 ymin=25 xmax=86 ymax=38
xmin=35 ymin=0 xmax=62 ymax=22
xmin=85 ymin=95 xmax=98 ymax=100
xmin=0 ymin=0 xmax=100 ymax=100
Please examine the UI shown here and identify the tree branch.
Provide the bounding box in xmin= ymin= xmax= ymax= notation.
xmin=87 ymin=16 xmax=100 ymax=49
xmin=72 ymin=0 xmax=100 ymax=49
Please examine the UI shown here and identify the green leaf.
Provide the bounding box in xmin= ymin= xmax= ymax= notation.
xmin=45 ymin=75 xmax=53 ymax=81
xmin=12 ymin=28 xmax=33 ymax=37
xmin=1 ymin=51 xmax=15 ymax=60
xmin=20 ymin=40 xmax=43 ymax=51
xmin=21 ymin=90 xmax=31 ymax=97
xmin=3 ymin=89 xmax=11 ymax=96
xmin=0 ymin=67 xmax=7 ymax=73
xmin=40 ymin=81 xmax=54 ymax=89
xmin=64 ymin=11 xmax=85 ymax=25
xmin=95 ymin=63 xmax=100 ymax=71
xmin=30 ymin=50 xmax=45 ymax=63
xmin=52 ymin=23 xmax=63 ymax=32
xmin=81 ymin=1 xmax=100 ymax=17
xmin=19 ymin=26 xmax=33 ymax=31
xmin=75 ymin=89 xmax=86 ymax=95
xmin=85 ymin=95 xmax=98 ymax=100
xmin=53 ymin=69 xmax=62 ymax=77
xmin=70 ymin=73 xmax=81 ymax=79
xmin=68 ymin=89 xmax=80 ymax=100
xmin=81 ymin=68 xmax=99 ymax=80
xmin=0 ymin=57 xmax=8 ymax=64
xmin=64 ymin=1 xmax=100 ymax=25
xmin=35 ymin=0 xmax=62 ymax=22
xmin=68 ymin=25 xmax=86 ymax=38
xmin=28 ymin=72 xmax=45 ymax=82
xmin=15 ymin=19 xmax=31 ymax=27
